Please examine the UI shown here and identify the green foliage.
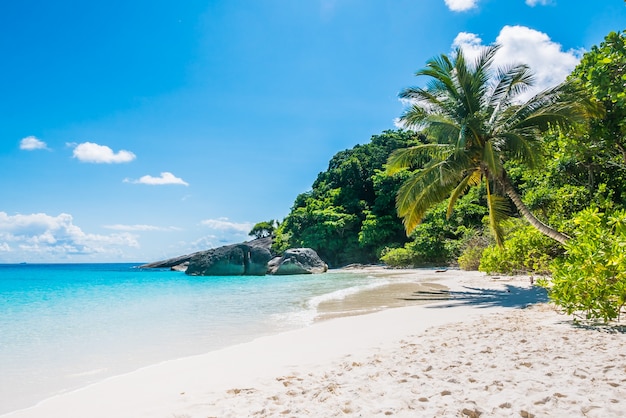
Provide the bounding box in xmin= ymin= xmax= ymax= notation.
xmin=275 ymin=30 xmax=626 ymax=274
xmin=457 ymin=234 xmax=491 ymax=271
xmin=248 ymin=220 xmax=277 ymax=239
xmin=569 ymin=30 xmax=626 ymax=206
xmin=277 ymin=130 xmax=419 ymax=266
xmin=541 ymin=208 xmax=626 ymax=323
xmin=479 ymin=219 xmax=561 ymax=275
xmin=381 ymin=190 xmax=487 ymax=267
xmin=379 ymin=246 xmax=419 ymax=267
xmin=389 ymin=44 xmax=591 ymax=246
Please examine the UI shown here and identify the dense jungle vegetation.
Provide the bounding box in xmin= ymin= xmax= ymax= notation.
xmin=260 ymin=30 xmax=626 ymax=321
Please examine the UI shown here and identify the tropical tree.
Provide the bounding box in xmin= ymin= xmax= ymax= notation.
xmin=387 ymin=45 xmax=596 ymax=245
xmin=248 ymin=220 xmax=277 ymax=239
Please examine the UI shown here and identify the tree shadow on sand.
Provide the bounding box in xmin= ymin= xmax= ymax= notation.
xmin=400 ymin=284 xmax=549 ymax=309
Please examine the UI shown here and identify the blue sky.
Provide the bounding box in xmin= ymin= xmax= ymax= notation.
xmin=0 ymin=0 xmax=624 ymax=263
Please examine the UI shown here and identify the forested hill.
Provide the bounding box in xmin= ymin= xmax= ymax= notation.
xmin=273 ymin=30 xmax=626 ymax=274
xmin=272 ymin=130 xmax=422 ymax=266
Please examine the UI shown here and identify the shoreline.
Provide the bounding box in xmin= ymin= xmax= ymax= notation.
xmin=4 ymin=267 xmax=625 ymax=417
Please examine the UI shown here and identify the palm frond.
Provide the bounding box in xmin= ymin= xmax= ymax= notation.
xmin=487 ymin=64 xmax=534 ymax=125
xmin=504 ymin=81 xmax=597 ymax=133
xmin=386 ymin=144 xmax=453 ymax=174
xmin=397 ymin=167 xmax=456 ymax=233
xmin=485 ymin=181 xmax=510 ymax=247
xmin=498 ymin=130 xmax=542 ymax=168
xmin=482 ymin=141 xmax=503 ymax=177
xmin=446 ymin=169 xmax=482 ymax=218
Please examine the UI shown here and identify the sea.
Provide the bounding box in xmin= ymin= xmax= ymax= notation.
xmin=0 ymin=263 xmax=392 ymax=415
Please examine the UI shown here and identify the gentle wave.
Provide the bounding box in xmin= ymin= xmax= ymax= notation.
xmin=274 ymin=277 xmax=392 ymax=326
xmin=306 ymin=277 xmax=391 ymax=310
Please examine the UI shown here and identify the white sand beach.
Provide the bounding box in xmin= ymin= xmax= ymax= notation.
xmin=4 ymin=269 xmax=625 ymax=418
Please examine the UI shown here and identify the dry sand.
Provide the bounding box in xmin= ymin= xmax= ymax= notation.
xmin=4 ymin=268 xmax=625 ymax=418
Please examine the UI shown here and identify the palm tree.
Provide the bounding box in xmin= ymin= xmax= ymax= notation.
xmin=387 ymin=45 xmax=596 ymax=245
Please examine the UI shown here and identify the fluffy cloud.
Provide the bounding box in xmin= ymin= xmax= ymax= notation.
xmin=72 ymin=142 xmax=136 ymax=164
xmin=0 ymin=212 xmax=139 ymax=260
xmin=124 ymin=172 xmax=189 ymax=186
xmin=444 ymin=0 xmax=478 ymax=12
xmin=396 ymin=25 xmax=582 ymax=129
xmin=452 ymin=25 xmax=582 ymax=100
xmin=20 ymin=136 xmax=48 ymax=151
xmin=200 ymin=218 xmax=252 ymax=233
xmin=167 ymin=218 xmax=255 ymax=254
xmin=526 ymin=0 xmax=552 ymax=6
xmin=103 ymin=224 xmax=182 ymax=232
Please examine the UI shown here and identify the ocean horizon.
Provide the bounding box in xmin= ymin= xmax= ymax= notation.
xmin=0 ymin=263 xmax=393 ymax=415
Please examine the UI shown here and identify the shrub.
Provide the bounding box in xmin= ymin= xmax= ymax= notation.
xmin=479 ymin=219 xmax=561 ymax=275
xmin=540 ymin=208 xmax=626 ymax=323
xmin=380 ymin=246 xmax=418 ymax=267
xmin=458 ymin=234 xmax=491 ymax=271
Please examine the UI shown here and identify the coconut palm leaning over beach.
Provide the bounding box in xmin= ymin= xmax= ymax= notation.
xmin=387 ymin=45 xmax=598 ymax=246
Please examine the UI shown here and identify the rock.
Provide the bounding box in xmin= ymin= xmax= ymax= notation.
xmin=139 ymin=253 xmax=200 ymax=269
xmin=140 ymin=237 xmax=327 ymax=276
xmin=267 ymin=248 xmax=328 ymax=275
xmin=185 ymin=241 xmax=272 ymax=276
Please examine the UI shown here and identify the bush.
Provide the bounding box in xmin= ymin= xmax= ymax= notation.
xmin=479 ymin=219 xmax=561 ymax=275
xmin=379 ymin=246 xmax=418 ymax=267
xmin=458 ymin=234 xmax=491 ymax=271
xmin=540 ymin=208 xmax=626 ymax=323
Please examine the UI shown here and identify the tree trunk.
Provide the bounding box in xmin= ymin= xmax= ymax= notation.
xmin=500 ymin=177 xmax=570 ymax=244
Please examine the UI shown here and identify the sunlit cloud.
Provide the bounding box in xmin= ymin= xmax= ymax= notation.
xmin=124 ymin=172 xmax=189 ymax=186
xmin=200 ymin=217 xmax=252 ymax=233
xmin=0 ymin=212 xmax=139 ymax=260
xmin=20 ymin=136 xmax=49 ymax=151
xmin=452 ymin=25 xmax=582 ymax=100
xmin=173 ymin=219 xmax=254 ymax=254
xmin=103 ymin=224 xmax=182 ymax=232
xmin=444 ymin=0 xmax=478 ymax=12
xmin=397 ymin=25 xmax=583 ymax=127
xmin=71 ymin=142 xmax=136 ymax=164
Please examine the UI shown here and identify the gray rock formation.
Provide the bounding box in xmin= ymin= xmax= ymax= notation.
xmin=185 ymin=238 xmax=273 ymax=276
xmin=267 ymin=248 xmax=328 ymax=275
xmin=139 ymin=253 xmax=199 ymax=270
xmin=140 ymin=237 xmax=327 ymax=276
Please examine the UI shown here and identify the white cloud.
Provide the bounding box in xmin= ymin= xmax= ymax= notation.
xmin=452 ymin=32 xmax=485 ymax=63
xmin=103 ymin=224 xmax=182 ymax=232
xmin=453 ymin=25 xmax=582 ymax=100
xmin=72 ymin=142 xmax=136 ymax=164
xmin=124 ymin=172 xmax=189 ymax=186
xmin=20 ymin=136 xmax=49 ymax=151
xmin=0 ymin=212 xmax=139 ymax=260
xmin=526 ymin=0 xmax=552 ymax=6
xmin=444 ymin=0 xmax=478 ymax=12
xmin=200 ymin=218 xmax=252 ymax=233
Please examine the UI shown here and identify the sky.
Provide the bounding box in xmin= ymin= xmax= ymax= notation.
xmin=0 ymin=0 xmax=624 ymax=263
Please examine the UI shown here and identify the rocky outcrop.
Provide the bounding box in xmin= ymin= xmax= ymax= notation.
xmin=267 ymin=248 xmax=328 ymax=275
xmin=185 ymin=237 xmax=273 ymax=276
xmin=141 ymin=237 xmax=327 ymax=276
xmin=139 ymin=253 xmax=199 ymax=270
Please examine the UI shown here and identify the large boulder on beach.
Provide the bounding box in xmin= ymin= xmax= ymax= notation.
xmin=185 ymin=241 xmax=272 ymax=276
xmin=267 ymin=248 xmax=328 ymax=275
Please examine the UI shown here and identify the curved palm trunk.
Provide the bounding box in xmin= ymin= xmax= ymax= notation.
xmin=501 ymin=177 xmax=570 ymax=244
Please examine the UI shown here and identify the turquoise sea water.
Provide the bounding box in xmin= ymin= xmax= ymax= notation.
xmin=0 ymin=263 xmax=389 ymax=415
